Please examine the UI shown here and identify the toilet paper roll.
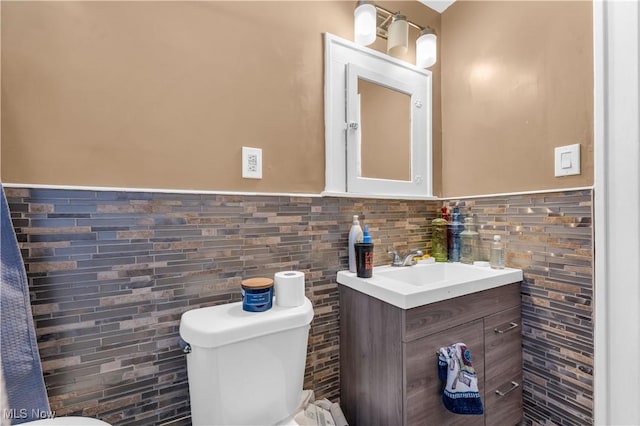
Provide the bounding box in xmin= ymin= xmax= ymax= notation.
xmin=274 ymin=271 xmax=305 ymax=308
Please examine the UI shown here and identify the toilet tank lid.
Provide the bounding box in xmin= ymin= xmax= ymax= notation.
xmin=179 ymin=297 xmax=314 ymax=349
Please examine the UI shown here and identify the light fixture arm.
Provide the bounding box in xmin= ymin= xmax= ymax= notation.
xmin=353 ymin=1 xmax=438 ymax=68
xmin=373 ymin=5 xmax=433 ymax=39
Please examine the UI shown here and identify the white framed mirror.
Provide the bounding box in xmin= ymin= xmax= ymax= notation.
xmin=324 ymin=33 xmax=433 ymax=199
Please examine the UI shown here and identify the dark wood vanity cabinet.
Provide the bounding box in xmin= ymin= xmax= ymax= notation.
xmin=339 ymin=282 xmax=523 ymax=426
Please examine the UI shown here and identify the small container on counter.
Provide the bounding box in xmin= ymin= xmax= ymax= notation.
xmin=355 ymin=225 xmax=374 ymax=278
xmin=348 ymin=215 xmax=364 ymax=273
xmin=460 ymin=216 xmax=480 ymax=264
xmin=447 ymin=207 xmax=463 ymax=262
xmin=431 ymin=210 xmax=448 ymax=262
xmin=241 ymin=277 xmax=274 ymax=312
xmin=489 ymin=235 xmax=505 ymax=270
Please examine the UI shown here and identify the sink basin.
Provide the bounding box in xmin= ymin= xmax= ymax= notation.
xmin=337 ymin=262 xmax=523 ymax=309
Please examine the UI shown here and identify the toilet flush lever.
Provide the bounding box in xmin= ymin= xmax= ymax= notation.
xmin=178 ymin=337 xmax=192 ymax=354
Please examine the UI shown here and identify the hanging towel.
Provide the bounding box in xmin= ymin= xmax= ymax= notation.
xmin=0 ymin=184 xmax=51 ymax=423
xmin=437 ymin=342 xmax=483 ymax=415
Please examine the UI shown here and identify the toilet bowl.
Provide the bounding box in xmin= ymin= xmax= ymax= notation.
xmin=180 ymin=297 xmax=314 ymax=426
xmin=23 ymin=418 xmax=110 ymax=425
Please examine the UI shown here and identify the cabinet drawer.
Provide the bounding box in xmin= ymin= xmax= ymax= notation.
xmin=484 ymin=371 xmax=523 ymax=426
xmin=484 ymin=306 xmax=523 ymax=425
xmin=404 ymin=320 xmax=485 ymax=426
xmin=404 ymin=283 xmax=521 ymax=342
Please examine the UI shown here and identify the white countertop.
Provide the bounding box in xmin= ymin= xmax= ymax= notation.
xmin=337 ymin=262 xmax=523 ymax=309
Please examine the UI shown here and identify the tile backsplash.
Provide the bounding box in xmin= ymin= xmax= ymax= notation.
xmin=5 ymin=187 xmax=592 ymax=425
xmin=443 ymin=190 xmax=593 ymax=425
xmin=5 ymin=188 xmax=435 ymax=425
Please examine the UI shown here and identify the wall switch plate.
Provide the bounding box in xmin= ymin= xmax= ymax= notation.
xmin=242 ymin=147 xmax=262 ymax=179
xmin=554 ymin=144 xmax=581 ymax=177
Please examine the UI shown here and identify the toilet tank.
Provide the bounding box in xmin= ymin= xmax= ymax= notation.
xmin=179 ymin=298 xmax=314 ymax=426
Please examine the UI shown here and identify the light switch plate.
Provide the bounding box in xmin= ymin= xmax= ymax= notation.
xmin=554 ymin=144 xmax=581 ymax=177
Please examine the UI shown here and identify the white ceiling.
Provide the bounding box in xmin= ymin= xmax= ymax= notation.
xmin=419 ymin=0 xmax=456 ymax=13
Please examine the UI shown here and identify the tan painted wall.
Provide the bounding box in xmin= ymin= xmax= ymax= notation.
xmin=1 ymin=1 xmax=593 ymax=197
xmin=441 ymin=1 xmax=593 ymax=197
xmin=1 ymin=1 xmax=441 ymax=194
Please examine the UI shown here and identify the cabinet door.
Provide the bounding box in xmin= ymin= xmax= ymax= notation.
xmin=404 ymin=319 xmax=485 ymax=426
xmin=340 ymin=286 xmax=404 ymax=426
xmin=484 ymin=306 xmax=523 ymax=426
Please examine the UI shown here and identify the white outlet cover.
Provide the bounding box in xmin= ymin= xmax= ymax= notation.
xmin=554 ymin=144 xmax=581 ymax=177
xmin=242 ymin=146 xmax=262 ymax=179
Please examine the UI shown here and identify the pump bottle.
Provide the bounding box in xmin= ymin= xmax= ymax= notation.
xmin=348 ymin=215 xmax=363 ymax=273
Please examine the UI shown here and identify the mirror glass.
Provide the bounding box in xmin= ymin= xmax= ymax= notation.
xmin=359 ymin=78 xmax=411 ymax=181
xmin=324 ymin=33 xmax=433 ymax=198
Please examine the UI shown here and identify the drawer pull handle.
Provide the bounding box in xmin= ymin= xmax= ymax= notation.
xmin=494 ymin=322 xmax=519 ymax=334
xmin=495 ymin=381 xmax=519 ymax=397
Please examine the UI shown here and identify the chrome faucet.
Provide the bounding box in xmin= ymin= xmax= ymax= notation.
xmin=388 ymin=249 xmax=424 ymax=267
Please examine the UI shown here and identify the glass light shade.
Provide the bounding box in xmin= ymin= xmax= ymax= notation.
xmin=354 ymin=3 xmax=377 ymax=46
xmin=416 ymin=31 xmax=437 ymax=68
xmin=387 ymin=15 xmax=408 ymax=56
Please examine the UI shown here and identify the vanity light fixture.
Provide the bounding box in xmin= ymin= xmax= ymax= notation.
xmin=354 ymin=0 xmax=377 ymax=46
xmin=416 ymin=27 xmax=437 ymax=68
xmin=387 ymin=14 xmax=409 ymax=56
xmin=353 ymin=2 xmax=438 ymax=68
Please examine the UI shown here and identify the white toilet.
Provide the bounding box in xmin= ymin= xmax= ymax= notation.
xmin=0 ymin=363 xmax=111 ymax=426
xmin=179 ymin=297 xmax=314 ymax=426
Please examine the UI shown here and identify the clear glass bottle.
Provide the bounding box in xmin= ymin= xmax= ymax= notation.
xmin=460 ymin=216 xmax=479 ymax=264
xmin=431 ymin=210 xmax=448 ymax=262
xmin=490 ymin=235 xmax=505 ymax=269
xmin=447 ymin=207 xmax=463 ymax=262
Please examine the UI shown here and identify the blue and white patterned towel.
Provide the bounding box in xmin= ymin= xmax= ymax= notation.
xmin=438 ymin=342 xmax=483 ymax=415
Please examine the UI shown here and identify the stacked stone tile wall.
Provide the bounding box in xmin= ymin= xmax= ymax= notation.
xmin=5 ymin=187 xmax=593 ymax=425
xmin=443 ymin=190 xmax=593 ymax=425
xmin=4 ymin=187 xmax=436 ymax=425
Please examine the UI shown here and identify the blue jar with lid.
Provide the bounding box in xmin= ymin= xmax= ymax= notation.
xmin=241 ymin=277 xmax=274 ymax=312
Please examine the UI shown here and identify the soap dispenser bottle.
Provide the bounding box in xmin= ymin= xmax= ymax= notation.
xmin=447 ymin=207 xmax=463 ymax=262
xmin=431 ymin=210 xmax=448 ymax=262
xmin=348 ymin=215 xmax=363 ymax=273
xmin=490 ymin=235 xmax=505 ymax=269
xmin=460 ymin=216 xmax=480 ymax=264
